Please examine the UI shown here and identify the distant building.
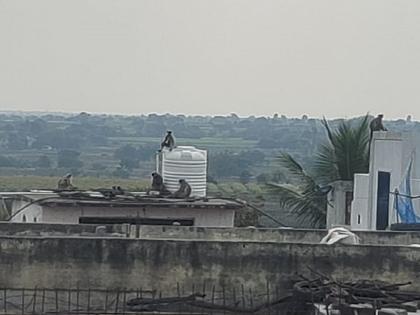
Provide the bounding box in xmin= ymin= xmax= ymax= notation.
xmin=0 ymin=145 xmax=243 ymax=228
xmin=327 ymin=131 xmax=420 ymax=231
xmin=351 ymin=131 xmax=420 ymax=230
xmin=1 ymin=191 xmax=242 ymax=227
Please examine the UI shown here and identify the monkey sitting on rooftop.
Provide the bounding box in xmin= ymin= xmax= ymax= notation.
xmin=57 ymin=173 xmax=75 ymax=190
xmin=172 ymin=179 xmax=192 ymax=199
xmin=150 ymin=172 xmax=171 ymax=196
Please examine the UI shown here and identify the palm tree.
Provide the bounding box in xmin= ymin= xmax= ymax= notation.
xmin=268 ymin=115 xmax=370 ymax=228
xmin=314 ymin=115 xmax=370 ymax=185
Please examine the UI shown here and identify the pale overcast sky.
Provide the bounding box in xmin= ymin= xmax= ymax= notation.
xmin=1 ymin=0 xmax=420 ymax=119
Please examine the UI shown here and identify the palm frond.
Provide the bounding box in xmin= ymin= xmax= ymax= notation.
xmin=321 ymin=117 xmax=336 ymax=147
xmin=313 ymin=144 xmax=339 ymax=185
xmin=277 ymin=153 xmax=317 ymax=187
xmin=314 ymin=115 xmax=369 ymax=183
xmin=267 ymin=174 xmax=327 ymax=228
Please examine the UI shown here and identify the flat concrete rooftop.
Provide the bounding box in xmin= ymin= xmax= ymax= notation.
xmin=0 ymin=191 xmax=243 ymax=209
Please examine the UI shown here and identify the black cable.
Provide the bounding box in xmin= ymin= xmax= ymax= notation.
xmin=389 ymin=191 xmax=420 ymax=199
xmin=7 ymin=196 xmax=62 ymax=221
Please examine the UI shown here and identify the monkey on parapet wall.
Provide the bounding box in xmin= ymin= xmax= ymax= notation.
xmin=369 ymin=114 xmax=387 ymax=140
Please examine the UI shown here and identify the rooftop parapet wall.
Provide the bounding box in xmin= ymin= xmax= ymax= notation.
xmin=2 ymin=223 xmax=420 ymax=245
xmin=0 ymin=222 xmax=129 ymax=236
xmin=137 ymin=225 xmax=420 ymax=245
xmin=0 ymin=236 xmax=419 ymax=295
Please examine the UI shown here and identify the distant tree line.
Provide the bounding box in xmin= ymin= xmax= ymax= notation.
xmin=114 ymin=144 xmax=156 ymax=170
xmin=0 ymin=112 xmax=417 ymax=179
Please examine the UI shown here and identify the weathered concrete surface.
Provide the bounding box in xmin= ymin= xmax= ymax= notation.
xmin=137 ymin=225 xmax=420 ymax=245
xmin=3 ymin=223 xmax=420 ymax=245
xmin=0 ymin=222 xmax=127 ymax=236
xmin=0 ymin=236 xmax=419 ymax=295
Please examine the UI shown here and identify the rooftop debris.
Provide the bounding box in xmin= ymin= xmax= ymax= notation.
xmin=126 ymin=292 xmax=293 ymax=314
xmin=294 ymin=270 xmax=420 ymax=314
xmin=124 ymin=273 xmax=420 ymax=314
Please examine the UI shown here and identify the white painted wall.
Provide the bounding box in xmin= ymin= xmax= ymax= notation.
xmin=368 ymin=132 xmax=403 ymax=230
xmin=351 ymin=174 xmax=369 ymax=230
xmin=10 ymin=199 xmax=43 ymax=223
xmin=402 ymin=133 xmax=420 ymax=179
xmin=11 ymin=203 xmax=235 ymax=227
xmin=326 ymin=180 xmax=353 ymax=228
xmin=411 ymin=179 xmax=420 ymax=220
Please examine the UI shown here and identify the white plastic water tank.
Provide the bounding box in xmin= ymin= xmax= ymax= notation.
xmin=157 ymin=146 xmax=207 ymax=197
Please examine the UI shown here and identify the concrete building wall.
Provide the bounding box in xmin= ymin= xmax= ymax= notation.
xmin=368 ymin=132 xmax=403 ymax=230
xmin=0 ymin=236 xmax=419 ymax=295
xmin=3 ymin=222 xmax=420 ymax=246
xmin=326 ymin=180 xmax=353 ymax=228
xmin=351 ymin=174 xmax=370 ymax=229
xmin=11 ymin=199 xmax=43 ymax=223
xmin=411 ymin=179 xmax=420 ymax=218
xmin=0 ymin=222 xmax=127 ymax=236
xmin=352 ymin=132 xmax=420 ymax=230
xmin=136 ymin=225 xmax=420 ymax=245
xmin=402 ymin=132 xmax=420 ymax=179
xmin=13 ymin=203 xmax=235 ymax=227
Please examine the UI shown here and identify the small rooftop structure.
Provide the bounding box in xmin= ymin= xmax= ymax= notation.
xmin=350 ymin=131 xmax=420 ymax=231
xmin=1 ymin=191 xmax=243 ymax=227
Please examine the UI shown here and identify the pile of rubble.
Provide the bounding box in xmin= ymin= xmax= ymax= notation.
xmin=124 ymin=265 xmax=420 ymax=315
xmin=126 ymin=293 xmax=292 ymax=314
xmin=294 ymin=274 xmax=420 ymax=315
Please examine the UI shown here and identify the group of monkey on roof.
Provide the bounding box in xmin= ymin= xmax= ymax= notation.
xmin=151 ymin=130 xmax=192 ymax=198
xmin=57 ymin=130 xmax=192 ymax=198
xmin=57 ymin=115 xmax=387 ymax=196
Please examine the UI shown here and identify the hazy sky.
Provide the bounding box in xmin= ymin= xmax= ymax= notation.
xmin=1 ymin=0 xmax=420 ymax=119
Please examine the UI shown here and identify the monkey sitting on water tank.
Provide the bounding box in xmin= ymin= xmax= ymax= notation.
xmin=173 ymin=179 xmax=192 ymax=198
xmin=160 ymin=131 xmax=175 ymax=151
